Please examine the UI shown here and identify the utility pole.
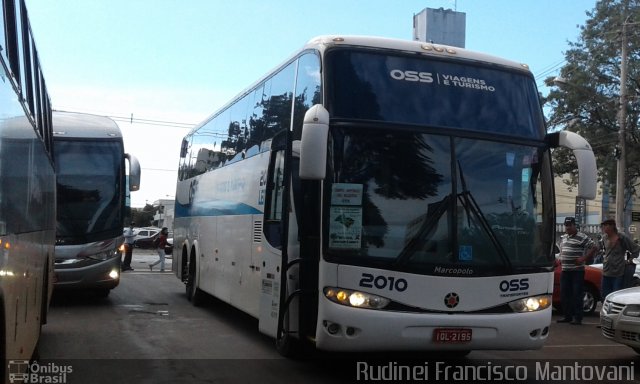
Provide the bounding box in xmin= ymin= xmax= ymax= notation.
xmin=616 ymin=19 xmax=628 ymax=233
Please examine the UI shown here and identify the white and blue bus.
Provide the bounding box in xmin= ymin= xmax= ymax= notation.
xmin=52 ymin=111 xmax=140 ymax=297
xmin=0 ymin=0 xmax=56 ymax=371
xmin=173 ymin=36 xmax=597 ymax=355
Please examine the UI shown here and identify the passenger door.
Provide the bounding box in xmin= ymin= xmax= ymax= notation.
xmin=258 ymin=148 xmax=288 ymax=337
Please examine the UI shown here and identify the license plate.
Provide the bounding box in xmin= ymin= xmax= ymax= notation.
xmin=433 ymin=328 xmax=472 ymax=343
xmin=601 ymin=316 xmax=613 ymax=329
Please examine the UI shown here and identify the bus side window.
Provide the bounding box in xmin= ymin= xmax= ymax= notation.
xmin=264 ymin=150 xmax=285 ymax=248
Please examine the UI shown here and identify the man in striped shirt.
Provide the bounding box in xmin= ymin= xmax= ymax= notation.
xmin=557 ymin=217 xmax=599 ymax=325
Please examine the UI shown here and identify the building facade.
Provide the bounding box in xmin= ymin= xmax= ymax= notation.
xmin=152 ymin=199 xmax=174 ymax=232
xmin=555 ymin=175 xmax=639 ymax=241
xmin=413 ymin=7 xmax=466 ymax=48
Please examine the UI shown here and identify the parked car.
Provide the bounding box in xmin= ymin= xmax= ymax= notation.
xmin=166 ymin=237 xmax=173 ymax=256
xmin=600 ymin=286 xmax=640 ymax=354
xmin=632 ymin=264 xmax=640 ymax=287
xmin=133 ymin=227 xmax=160 ymax=247
xmin=553 ymin=261 xmax=603 ymax=315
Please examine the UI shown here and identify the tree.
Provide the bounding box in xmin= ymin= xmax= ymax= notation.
xmin=131 ymin=204 xmax=155 ymax=227
xmin=543 ymin=0 xmax=640 ymax=200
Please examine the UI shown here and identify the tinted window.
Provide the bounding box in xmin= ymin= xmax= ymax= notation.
xmin=325 ymin=126 xmax=550 ymax=275
xmin=182 ymin=58 xmax=298 ymax=179
xmin=326 ymin=49 xmax=544 ymax=139
xmin=292 ymin=52 xmax=321 ymax=140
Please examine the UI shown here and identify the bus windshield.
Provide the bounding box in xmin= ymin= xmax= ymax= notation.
xmin=325 ymin=126 xmax=553 ymax=276
xmin=326 ymin=49 xmax=544 ymax=139
xmin=54 ymin=140 xmax=123 ymax=243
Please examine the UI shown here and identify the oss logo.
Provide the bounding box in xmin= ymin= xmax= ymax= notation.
xmin=444 ymin=292 xmax=460 ymax=308
xmin=389 ymin=69 xmax=434 ymax=83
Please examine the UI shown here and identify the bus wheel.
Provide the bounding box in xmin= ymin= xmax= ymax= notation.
xmin=186 ymin=256 xmax=204 ymax=306
xmin=0 ymin=304 xmax=5 ymax=381
xmin=40 ymin=264 xmax=49 ymax=325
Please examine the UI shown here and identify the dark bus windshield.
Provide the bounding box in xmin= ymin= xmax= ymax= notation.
xmin=324 ymin=125 xmax=553 ymax=276
xmin=326 ymin=49 xmax=544 ymax=139
xmin=54 ymin=140 xmax=124 ymax=243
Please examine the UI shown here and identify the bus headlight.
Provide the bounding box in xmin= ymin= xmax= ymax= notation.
xmin=324 ymin=287 xmax=390 ymax=310
xmin=508 ymin=295 xmax=552 ymax=312
xmin=87 ymin=249 xmax=120 ymax=261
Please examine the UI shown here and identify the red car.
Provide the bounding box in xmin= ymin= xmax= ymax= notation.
xmin=552 ymin=262 xmax=603 ymax=314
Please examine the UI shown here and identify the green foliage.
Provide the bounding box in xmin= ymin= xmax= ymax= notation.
xmin=544 ymin=0 xmax=640 ymax=196
xmin=130 ymin=204 xmax=155 ymax=227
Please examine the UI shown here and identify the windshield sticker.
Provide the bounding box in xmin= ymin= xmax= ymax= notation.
xmin=329 ymin=206 xmax=362 ymax=249
xmin=331 ymin=183 xmax=363 ymax=206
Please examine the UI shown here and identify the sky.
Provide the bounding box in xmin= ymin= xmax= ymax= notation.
xmin=25 ymin=0 xmax=597 ymax=208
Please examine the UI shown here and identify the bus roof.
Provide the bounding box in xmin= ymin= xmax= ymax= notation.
xmin=189 ymin=35 xmax=533 ymax=135
xmin=52 ymin=111 xmax=122 ymax=140
xmin=304 ymin=35 xmax=532 ymax=73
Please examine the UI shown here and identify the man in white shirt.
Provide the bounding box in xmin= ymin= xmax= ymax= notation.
xmin=122 ymin=222 xmax=136 ymax=271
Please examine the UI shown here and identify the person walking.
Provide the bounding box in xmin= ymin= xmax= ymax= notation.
xmin=600 ymin=219 xmax=640 ymax=299
xmin=122 ymin=222 xmax=136 ymax=271
xmin=149 ymin=227 xmax=169 ymax=272
xmin=557 ymin=217 xmax=598 ymax=325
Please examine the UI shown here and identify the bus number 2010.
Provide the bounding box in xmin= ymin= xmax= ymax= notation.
xmin=359 ymin=273 xmax=408 ymax=292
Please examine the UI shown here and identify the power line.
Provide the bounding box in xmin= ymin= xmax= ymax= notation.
xmin=54 ymin=108 xmax=199 ymax=129
xmin=110 ymin=115 xmax=197 ymax=129
xmin=535 ymin=60 xmax=566 ymax=82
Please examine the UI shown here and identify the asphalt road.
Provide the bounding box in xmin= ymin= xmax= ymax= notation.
xmin=32 ymin=249 xmax=640 ymax=383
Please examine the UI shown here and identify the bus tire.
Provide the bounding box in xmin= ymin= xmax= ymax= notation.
xmin=40 ymin=263 xmax=49 ymax=325
xmin=0 ymin=301 xmax=5 ymax=381
xmin=186 ymin=255 xmax=204 ymax=306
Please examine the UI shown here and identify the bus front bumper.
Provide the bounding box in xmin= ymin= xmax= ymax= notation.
xmin=54 ymin=256 xmax=121 ymax=290
xmin=314 ymin=299 xmax=551 ymax=352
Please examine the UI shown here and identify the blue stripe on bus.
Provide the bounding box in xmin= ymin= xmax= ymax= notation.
xmin=175 ymin=200 xmax=262 ymax=218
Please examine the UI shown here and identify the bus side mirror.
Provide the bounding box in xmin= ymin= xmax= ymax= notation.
xmin=125 ymin=153 xmax=141 ymax=191
xmin=545 ymin=130 xmax=597 ymax=199
xmin=299 ymin=105 xmax=329 ymax=180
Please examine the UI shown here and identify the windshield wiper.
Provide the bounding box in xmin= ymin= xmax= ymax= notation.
xmin=394 ymin=162 xmax=512 ymax=270
xmin=456 ymin=161 xmax=512 ymax=270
